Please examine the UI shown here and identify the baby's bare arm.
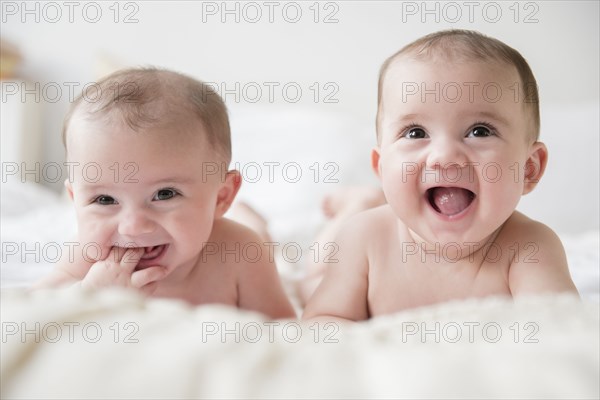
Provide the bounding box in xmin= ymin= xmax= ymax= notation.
xmin=302 ymin=214 xmax=371 ymax=322
xmin=31 ymin=269 xmax=79 ymax=289
xmin=31 ymin=238 xmax=90 ymax=289
xmin=227 ymin=224 xmax=295 ymax=319
xmin=506 ymin=216 xmax=578 ymax=296
xmin=236 ymin=256 xmax=296 ymax=319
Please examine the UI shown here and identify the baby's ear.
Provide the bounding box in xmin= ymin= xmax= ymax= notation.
xmin=371 ymin=147 xmax=382 ymax=179
xmin=214 ymin=170 xmax=242 ymax=218
xmin=523 ymin=142 xmax=548 ymax=195
xmin=64 ymin=179 xmax=74 ymax=201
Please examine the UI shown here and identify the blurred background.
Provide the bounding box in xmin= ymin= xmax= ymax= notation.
xmin=2 ymin=0 xmax=599 ymax=241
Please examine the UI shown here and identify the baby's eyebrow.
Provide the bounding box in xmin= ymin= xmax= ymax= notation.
xmin=77 ymin=182 xmax=110 ymax=191
xmin=395 ymin=113 xmax=422 ymax=122
xmin=469 ymin=111 xmax=510 ymax=127
xmin=148 ymin=177 xmax=195 ymax=185
xmin=77 ymin=176 xmax=195 ymax=190
xmin=388 ymin=113 xmax=425 ymax=128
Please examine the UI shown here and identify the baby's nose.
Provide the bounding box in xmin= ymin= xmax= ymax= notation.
xmin=118 ymin=209 xmax=156 ymax=237
xmin=425 ymin=139 xmax=468 ymax=169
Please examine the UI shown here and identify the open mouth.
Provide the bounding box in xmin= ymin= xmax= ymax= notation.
xmin=427 ymin=187 xmax=476 ymax=217
xmin=135 ymin=244 xmax=168 ymax=269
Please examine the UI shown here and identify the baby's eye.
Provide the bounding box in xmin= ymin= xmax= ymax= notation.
xmin=153 ymin=188 xmax=179 ymax=201
xmin=467 ymin=125 xmax=494 ymax=138
xmin=402 ymin=127 xmax=428 ymax=139
xmin=94 ymin=195 xmax=117 ymax=205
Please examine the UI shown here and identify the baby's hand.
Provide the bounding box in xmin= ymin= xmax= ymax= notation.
xmin=81 ymin=247 xmax=166 ymax=295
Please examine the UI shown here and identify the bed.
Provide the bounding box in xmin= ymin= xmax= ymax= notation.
xmin=1 ymin=105 xmax=599 ymax=399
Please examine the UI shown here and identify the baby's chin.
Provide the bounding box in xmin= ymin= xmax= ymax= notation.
xmin=407 ymin=225 xmax=497 ymax=249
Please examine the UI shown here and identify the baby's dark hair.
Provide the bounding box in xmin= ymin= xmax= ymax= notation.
xmin=62 ymin=67 xmax=231 ymax=162
xmin=376 ymin=29 xmax=540 ymax=143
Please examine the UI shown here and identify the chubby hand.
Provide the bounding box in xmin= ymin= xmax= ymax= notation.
xmin=81 ymin=247 xmax=167 ymax=295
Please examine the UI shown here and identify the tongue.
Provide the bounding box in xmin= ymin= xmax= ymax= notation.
xmin=141 ymin=245 xmax=163 ymax=260
xmin=431 ymin=187 xmax=473 ymax=216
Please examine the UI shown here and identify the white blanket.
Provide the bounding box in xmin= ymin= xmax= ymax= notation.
xmin=1 ymin=178 xmax=599 ymax=399
xmin=1 ymin=289 xmax=598 ymax=399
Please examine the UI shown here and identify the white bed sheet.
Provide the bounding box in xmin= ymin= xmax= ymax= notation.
xmin=1 ymin=289 xmax=598 ymax=399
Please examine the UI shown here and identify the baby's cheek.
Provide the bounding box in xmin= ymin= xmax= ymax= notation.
xmin=495 ymin=164 xmax=526 ymax=194
xmin=381 ymin=163 xmax=413 ymax=196
xmin=77 ymin=220 xmax=111 ymax=257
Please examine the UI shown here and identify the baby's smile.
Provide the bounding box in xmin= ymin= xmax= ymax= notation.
xmin=140 ymin=244 xmax=167 ymax=259
xmin=119 ymin=244 xmax=170 ymax=270
xmin=426 ymin=187 xmax=476 ymax=218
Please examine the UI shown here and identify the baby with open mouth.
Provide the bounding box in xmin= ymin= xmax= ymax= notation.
xmin=302 ymin=29 xmax=579 ymax=321
xmin=427 ymin=186 xmax=476 ymax=217
xmin=33 ymin=68 xmax=295 ymax=319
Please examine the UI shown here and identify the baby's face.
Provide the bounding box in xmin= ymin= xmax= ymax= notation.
xmin=65 ymin=117 xmax=232 ymax=279
xmin=375 ymin=57 xmax=542 ymax=246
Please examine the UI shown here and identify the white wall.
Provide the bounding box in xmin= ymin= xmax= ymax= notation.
xmin=2 ymin=0 xmax=598 ymax=233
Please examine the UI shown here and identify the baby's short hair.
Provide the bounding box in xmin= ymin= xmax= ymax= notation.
xmin=376 ymin=29 xmax=540 ymax=143
xmin=63 ymin=67 xmax=231 ymax=163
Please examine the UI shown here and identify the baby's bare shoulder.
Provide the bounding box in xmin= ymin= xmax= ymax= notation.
xmin=198 ymin=218 xmax=265 ymax=273
xmin=497 ymin=211 xmax=560 ymax=247
xmin=207 ymin=217 xmax=274 ymax=271
xmin=209 ymin=217 xmax=261 ymax=243
xmin=340 ymin=205 xmax=397 ymax=240
xmin=501 ymin=212 xmax=577 ymax=296
xmin=209 ymin=219 xmax=295 ymax=318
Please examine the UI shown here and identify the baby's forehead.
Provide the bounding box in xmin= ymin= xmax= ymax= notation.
xmin=386 ymin=53 xmax=517 ymax=79
xmin=66 ymin=111 xmax=208 ymax=151
xmin=381 ymin=55 xmax=522 ymax=104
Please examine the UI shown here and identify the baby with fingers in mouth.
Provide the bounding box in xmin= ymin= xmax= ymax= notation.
xmin=33 ymin=67 xmax=295 ymax=319
xmin=302 ymin=29 xmax=578 ymax=322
